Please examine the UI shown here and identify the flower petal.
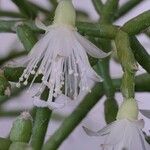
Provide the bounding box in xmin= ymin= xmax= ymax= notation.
xmin=83 ymin=122 xmax=114 ymax=137
xmin=33 ymin=98 xmax=65 ymax=110
xmin=52 ymin=27 xmax=73 ymax=57
xmin=33 ymin=98 xmax=48 ymax=108
xmin=82 ymin=126 xmax=101 ymax=136
xmin=75 ymin=32 xmax=111 ymax=58
xmin=140 ymin=109 xmax=150 ymax=119
xmin=35 ymin=18 xmax=48 ymax=31
xmin=133 ymin=119 xmax=145 ymax=129
xmin=47 ymin=101 xmax=65 ymax=110
xmin=105 ymin=119 xmax=127 ymax=145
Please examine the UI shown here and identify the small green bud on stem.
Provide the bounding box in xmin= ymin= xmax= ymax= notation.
xmin=117 ymin=98 xmax=138 ymax=120
xmin=53 ymin=0 xmax=76 ymax=26
xmin=10 ymin=112 xmax=32 ymax=143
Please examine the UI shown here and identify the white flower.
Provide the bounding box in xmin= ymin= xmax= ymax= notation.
xmin=83 ymin=99 xmax=150 ymax=150
xmin=83 ymin=119 xmax=150 ymax=150
xmin=16 ymin=0 xmax=110 ymax=109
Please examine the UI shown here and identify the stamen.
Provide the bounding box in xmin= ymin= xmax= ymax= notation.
xmin=19 ymin=77 xmax=24 ymax=81
xmin=24 ymin=74 xmax=29 ymax=79
xmin=38 ymin=69 xmax=43 ymax=74
xmin=69 ymin=69 xmax=74 ymax=75
xmin=23 ymin=80 xmax=28 ymax=86
xmin=31 ymin=70 xmax=36 ymax=75
xmin=16 ymin=83 xmax=21 ymax=88
xmin=74 ymin=73 xmax=79 ymax=77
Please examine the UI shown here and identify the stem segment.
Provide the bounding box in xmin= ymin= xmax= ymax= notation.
xmin=115 ymin=30 xmax=137 ymax=99
xmin=31 ymin=89 xmax=52 ymax=150
xmin=115 ymin=0 xmax=143 ymax=20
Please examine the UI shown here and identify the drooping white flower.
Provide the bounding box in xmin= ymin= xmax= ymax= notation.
xmin=16 ymin=0 xmax=110 ymax=109
xmin=83 ymin=99 xmax=150 ymax=150
xmin=83 ymin=119 xmax=150 ymax=150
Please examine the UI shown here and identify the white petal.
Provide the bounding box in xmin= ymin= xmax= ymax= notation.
xmin=53 ymin=27 xmax=74 ymax=57
xmin=33 ymin=98 xmax=65 ymax=110
xmin=75 ymin=32 xmax=111 ymax=58
xmin=97 ymin=122 xmax=115 ymax=136
xmin=140 ymin=109 xmax=150 ymax=119
xmin=83 ymin=122 xmax=115 ymax=137
xmin=33 ymin=98 xmax=48 ymax=108
xmin=47 ymin=101 xmax=65 ymax=110
xmin=72 ymin=36 xmax=103 ymax=82
xmin=82 ymin=126 xmax=102 ymax=136
xmin=139 ymin=130 xmax=150 ymax=150
xmin=133 ymin=119 xmax=145 ymax=129
xmin=105 ymin=119 xmax=127 ymax=145
xmin=85 ymin=67 xmax=103 ymax=82
xmin=97 ymin=119 xmax=150 ymax=150
xmin=35 ymin=18 xmax=48 ymax=31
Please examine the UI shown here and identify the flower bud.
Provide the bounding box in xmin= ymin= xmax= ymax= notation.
xmin=10 ymin=112 xmax=32 ymax=143
xmin=116 ymin=98 xmax=138 ymax=120
xmin=53 ymin=0 xmax=76 ymax=26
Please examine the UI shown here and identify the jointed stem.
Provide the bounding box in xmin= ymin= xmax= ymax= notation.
xmin=122 ymin=10 xmax=150 ymax=35
xmin=114 ymin=0 xmax=144 ymax=20
xmin=92 ymin=0 xmax=104 ymax=15
xmin=31 ymin=89 xmax=52 ymax=150
xmin=115 ymin=30 xmax=137 ymax=99
xmin=96 ymin=0 xmax=119 ymax=123
xmin=130 ymin=36 xmax=150 ymax=74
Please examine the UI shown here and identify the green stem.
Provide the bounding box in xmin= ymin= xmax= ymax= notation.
xmin=49 ymin=0 xmax=57 ymax=8
xmin=97 ymin=59 xmax=115 ymax=98
xmin=114 ymin=0 xmax=143 ymax=20
xmin=113 ymin=73 xmax=150 ymax=92
xmin=0 ymin=137 xmax=11 ymax=150
xmin=97 ymin=0 xmax=119 ymax=123
xmin=16 ymin=25 xmax=38 ymax=52
xmin=0 ymin=20 xmax=17 ymax=33
xmin=0 ymin=51 xmax=27 ymax=66
xmin=77 ymin=22 xmax=118 ymax=38
xmin=31 ymin=89 xmax=52 ymax=150
xmin=92 ymin=0 xmax=103 ymax=15
xmin=0 ymin=87 xmax=26 ymax=105
xmin=130 ymin=36 xmax=150 ymax=74
xmin=101 ymin=0 xmax=119 ymax=23
xmin=4 ymin=67 xmax=42 ymax=83
xmin=122 ymin=10 xmax=150 ymax=35
xmin=97 ymin=59 xmax=118 ymax=123
xmin=43 ymin=84 xmax=103 ymax=150
xmin=145 ymin=27 xmax=150 ymax=37
xmin=0 ymin=109 xmax=34 ymax=118
xmin=11 ymin=0 xmax=37 ymax=18
xmin=28 ymin=1 xmax=50 ymax=14
xmin=0 ymin=11 xmax=24 ymax=18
